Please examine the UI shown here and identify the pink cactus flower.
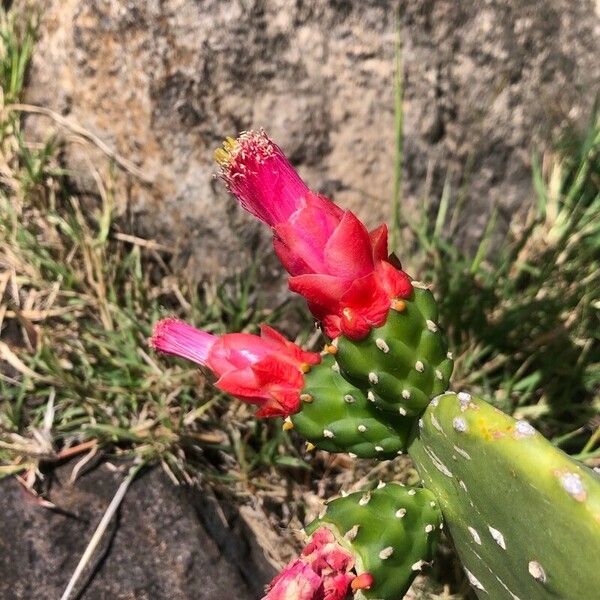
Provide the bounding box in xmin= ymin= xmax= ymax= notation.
xmin=263 ymin=527 xmax=371 ymax=600
xmin=216 ymin=130 xmax=412 ymax=340
xmin=150 ymin=319 xmax=320 ymax=418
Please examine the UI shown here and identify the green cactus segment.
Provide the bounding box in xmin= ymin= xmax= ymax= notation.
xmin=335 ymin=287 xmax=453 ymax=417
xmin=306 ymin=483 xmax=442 ymax=600
xmin=292 ymin=355 xmax=412 ymax=458
xmin=409 ymin=392 xmax=600 ymax=600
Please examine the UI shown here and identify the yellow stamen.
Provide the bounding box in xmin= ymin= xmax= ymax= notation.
xmin=300 ymin=363 xmax=312 ymax=374
xmin=305 ymin=442 xmax=316 ymax=452
xmin=325 ymin=344 xmax=338 ymax=355
xmin=391 ymin=299 xmax=407 ymax=312
xmin=300 ymin=393 xmax=313 ymax=403
xmin=282 ymin=417 xmax=294 ymax=431
xmin=214 ymin=136 xmax=239 ymax=166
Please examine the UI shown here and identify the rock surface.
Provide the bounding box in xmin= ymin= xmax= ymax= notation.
xmin=0 ymin=463 xmax=270 ymax=599
xmin=24 ymin=0 xmax=600 ymax=278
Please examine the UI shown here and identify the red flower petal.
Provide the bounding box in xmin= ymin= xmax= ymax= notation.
xmin=369 ymin=224 xmax=389 ymax=262
xmin=324 ymin=212 xmax=374 ymax=279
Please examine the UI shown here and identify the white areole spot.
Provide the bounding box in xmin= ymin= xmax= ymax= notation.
xmin=357 ymin=424 xmax=367 ymax=433
xmin=447 ymin=351 xmax=453 ymax=359
xmin=348 ymin=452 xmax=357 ymax=458
xmin=368 ymin=371 xmax=379 ymax=384
xmin=379 ymin=546 xmax=394 ymax=560
xmin=418 ymin=418 xmax=424 ymax=428
xmin=515 ymin=420 xmax=536 ymax=438
xmin=411 ymin=560 xmax=426 ymax=571
xmin=430 ymin=396 xmax=440 ymax=407
xmin=367 ymin=390 xmax=376 ymax=402
xmin=468 ymin=526 xmax=482 ymax=545
xmin=457 ymin=391 xmax=472 ymax=410
xmin=375 ymin=338 xmax=390 ymax=353
xmin=528 ymin=560 xmax=546 ymax=583
xmin=435 ymin=369 xmax=444 ymax=380
xmin=426 ymin=319 xmax=438 ymax=332
xmin=359 ymin=493 xmax=371 ymax=506
xmin=323 ymin=429 xmax=335 ymax=438
xmin=331 ymin=362 xmax=340 ymax=373
xmin=375 ymin=446 xmax=384 ymax=452
xmin=415 ymin=360 xmax=425 ymax=372
xmin=425 ymin=524 xmax=434 ymax=533
xmin=402 ymin=389 xmax=411 ymax=400
xmin=453 ymin=416 xmax=468 ymax=433
xmin=344 ymin=394 xmax=355 ymax=403
xmin=377 ymin=480 xmax=386 ymax=489
xmin=560 ymin=472 xmax=586 ymax=500
xmin=396 ymin=449 xmax=404 ymax=455
xmin=488 ymin=525 xmax=506 ymax=549
xmin=464 ymin=568 xmax=486 ymax=591
xmin=459 ymin=480 xmax=468 ymax=492
xmin=399 ymin=407 xmax=407 ymax=416
xmin=408 ymin=489 xmax=416 ymax=496
xmin=395 ymin=508 xmax=407 ymax=518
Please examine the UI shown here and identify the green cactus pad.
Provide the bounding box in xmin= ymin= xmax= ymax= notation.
xmin=292 ymin=355 xmax=412 ymax=458
xmin=306 ymin=482 xmax=442 ymax=600
xmin=409 ymin=392 xmax=600 ymax=600
xmin=335 ymin=287 xmax=453 ymax=417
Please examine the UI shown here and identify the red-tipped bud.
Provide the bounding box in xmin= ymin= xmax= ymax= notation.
xmin=150 ymin=319 xmax=320 ymax=418
xmin=217 ymin=131 xmax=413 ymax=340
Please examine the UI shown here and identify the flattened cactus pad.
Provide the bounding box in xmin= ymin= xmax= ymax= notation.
xmin=409 ymin=392 xmax=600 ymax=600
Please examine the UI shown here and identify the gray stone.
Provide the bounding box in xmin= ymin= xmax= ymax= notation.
xmin=0 ymin=464 xmax=267 ymax=599
xmin=24 ymin=0 xmax=600 ymax=278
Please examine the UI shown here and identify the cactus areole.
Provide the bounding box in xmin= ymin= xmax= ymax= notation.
xmin=150 ymin=131 xmax=600 ymax=600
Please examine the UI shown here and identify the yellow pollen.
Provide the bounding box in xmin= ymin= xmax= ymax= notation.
xmin=214 ymin=136 xmax=239 ymax=166
xmin=342 ymin=307 xmax=353 ymax=319
xmin=300 ymin=363 xmax=312 ymax=374
xmin=282 ymin=418 xmax=294 ymax=431
xmin=325 ymin=344 xmax=338 ymax=355
xmin=300 ymin=393 xmax=313 ymax=403
xmin=305 ymin=442 xmax=316 ymax=452
xmin=391 ymin=299 xmax=407 ymax=312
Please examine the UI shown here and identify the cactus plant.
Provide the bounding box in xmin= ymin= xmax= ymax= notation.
xmin=151 ymin=130 xmax=600 ymax=599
